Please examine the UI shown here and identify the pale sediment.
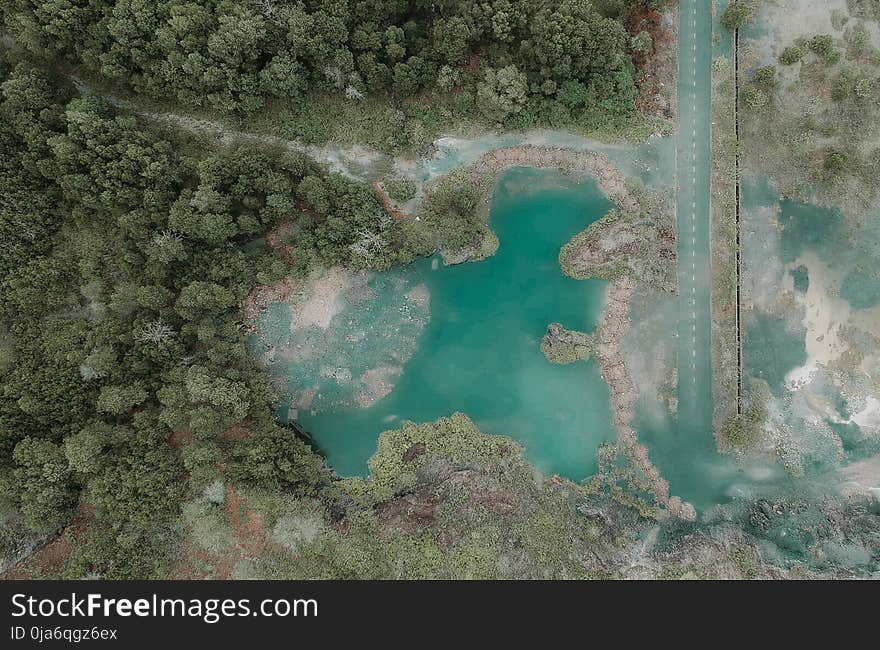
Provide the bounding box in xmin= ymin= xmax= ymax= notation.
xmin=357 ymin=365 xmax=403 ymax=408
xmin=242 ymin=267 xmax=352 ymax=335
xmin=838 ymin=454 xmax=880 ymax=501
xmin=595 ymin=276 xmax=696 ymax=521
xmin=243 ymin=275 xmax=297 ymax=332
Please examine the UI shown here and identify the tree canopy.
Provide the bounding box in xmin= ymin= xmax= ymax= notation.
xmin=1 ymin=0 xmax=651 ymax=130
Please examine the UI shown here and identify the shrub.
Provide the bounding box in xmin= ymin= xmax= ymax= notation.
xmin=721 ymin=1 xmax=754 ymax=31
xmin=741 ymin=85 xmax=769 ymax=109
xmin=831 ymin=75 xmax=852 ymax=101
xmin=631 ymin=31 xmax=653 ymax=55
xmin=383 ymin=177 xmax=417 ymax=203
xmin=823 ymin=149 xmax=849 ymax=174
xmin=753 ymin=65 xmax=778 ymax=87
xmin=779 ymin=46 xmax=803 ymax=65
xmin=854 ymin=78 xmax=873 ymax=99
xmin=809 ymin=35 xmax=841 ymax=64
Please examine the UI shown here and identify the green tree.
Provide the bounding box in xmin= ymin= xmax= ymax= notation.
xmin=779 ymin=45 xmax=803 ymax=65
xmin=476 ymin=65 xmax=528 ymax=123
xmin=721 ymin=1 xmax=754 ymax=31
xmin=12 ymin=437 xmax=76 ymax=532
xmin=96 ymin=384 xmax=148 ymax=416
xmin=174 ymin=281 xmax=236 ymax=321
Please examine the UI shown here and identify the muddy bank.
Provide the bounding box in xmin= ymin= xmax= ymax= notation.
xmin=243 ymin=267 xmax=352 ymax=334
xmin=474 ymin=145 xmax=640 ymax=213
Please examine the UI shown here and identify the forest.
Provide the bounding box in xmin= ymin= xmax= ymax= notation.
xmin=1 ymin=0 xmax=667 ymax=140
xmin=0 ymin=0 xmax=665 ymax=578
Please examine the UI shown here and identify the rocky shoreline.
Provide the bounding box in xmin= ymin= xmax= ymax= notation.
xmin=594 ymin=277 xmax=696 ymax=521
xmin=471 ymin=145 xmax=639 ymax=213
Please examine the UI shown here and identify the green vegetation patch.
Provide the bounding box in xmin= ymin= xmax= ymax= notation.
xmin=1 ymin=0 xmax=648 ymax=153
xmin=540 ymin=323 xmax=595 ymax=364
xmin=382 ymin=177 xmax=418 ymax=203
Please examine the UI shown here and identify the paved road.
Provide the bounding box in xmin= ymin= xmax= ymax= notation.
xmin=676 ymin=1 xmax=713 ymax=433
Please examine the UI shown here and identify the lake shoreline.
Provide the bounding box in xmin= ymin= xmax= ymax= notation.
xmin=246 ymin=150 xmax=693 ymax=519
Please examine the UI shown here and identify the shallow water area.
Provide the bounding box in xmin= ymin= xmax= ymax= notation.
xmin=741 ymin=175 xmax=880 ymax=472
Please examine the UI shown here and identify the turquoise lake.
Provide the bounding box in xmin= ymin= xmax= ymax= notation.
xmin=254 ymin=168 xmax=618 ymax=479
xmin=250 ymin=0 xmax=878 ymax=516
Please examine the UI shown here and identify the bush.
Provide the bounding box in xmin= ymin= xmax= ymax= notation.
xmin=631 ymin=31 xmax=653 ymax=55
xmin=721 ymin=1 xmax=754 ymax=31
xmin=823 ymin=149 xmax=849 ymax=174
xmin=779 ymin=46 xmax=803 ymax=65
xmin=383 ymin=177 xmax=417 ymax=203
xmin=753 ymin=65 xmax=778 ymax=87
xmin=809 ymin=35 xmax=841 ymax=64
xmin=854 ymin=78 xmax=873 ymax=99
xmin=831 ymin=74 xmax=852 ymax=101
xmin=741 ymin=85 xmax=769 ymax=109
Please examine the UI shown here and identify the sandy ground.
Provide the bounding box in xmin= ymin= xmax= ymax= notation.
xmin=289 ymin=268 xmax=351 ymax=332
xmin=782 ymin=251 xmax=851 ymax=390
xmin=759 ymin=0 xmax=880 ymax=58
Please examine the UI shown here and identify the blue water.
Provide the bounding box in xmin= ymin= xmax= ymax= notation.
xmin=257 ymin=168 xmax=619 ymax=479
